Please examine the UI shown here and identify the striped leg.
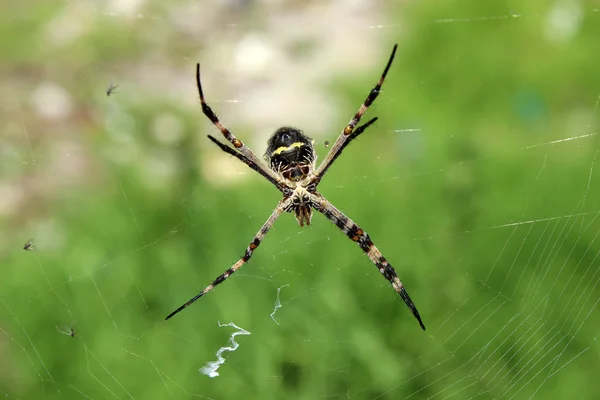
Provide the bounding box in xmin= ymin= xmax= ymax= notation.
xmin=195 ymin=63 xmax=284 ymax=186
xmin=312 ymin=117 xmax=378 ymax=186
xmin=207 ymin=135 xmax=290 ymax=194
xmin=314 ymin=44 xmax=397 ymax=179
xmin=310 ymin=193 xmax=425 ymax=330
xmin=165 ymin=197 xmax=292 ymax=320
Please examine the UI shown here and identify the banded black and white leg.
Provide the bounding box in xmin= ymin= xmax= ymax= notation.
xmin=310 ymin=192 xmax=426 ymax=330
xmin=206 ymin=135 xmax=290 ymax=194
xmin=165 ymin=197 xmax=293 ymax=320
xmin=195 ymin=63 xmax=284 ymax=187
xmin=314 ymin=44 xmax=398 ymax=180
xmin=311 ymin=117 xmax=378 ymax=186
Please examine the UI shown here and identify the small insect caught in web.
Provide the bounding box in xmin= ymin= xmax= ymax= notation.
xmin=23 ymin=239 xmax=35 ymax=251
xmin=56 ymin=324 xmax=76 ymax=338
xmin=106 ymin=81 xmax=118 ymax=96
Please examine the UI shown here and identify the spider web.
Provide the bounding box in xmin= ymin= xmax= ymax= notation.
xmin=2 ymin=1 xmax=600 ymax=399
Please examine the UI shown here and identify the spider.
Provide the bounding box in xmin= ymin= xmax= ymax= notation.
xmin=165 ymin=44 xmax=425 ymax=330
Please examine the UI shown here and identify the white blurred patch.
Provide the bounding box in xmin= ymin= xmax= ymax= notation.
xmin=107 ymin=0 xmax=146 ymax=14
xmin=0 ymin=183 xmax=22 ymax=217
xmin=31 ymin=83 xmax=73 ymax=120
xmin=235 ymin=35 xmax=276 ymax=76
xmin=45 ymin=1 xmax=94 ymax=46
xmin=544 ymin=0 xmax=583 ymax=43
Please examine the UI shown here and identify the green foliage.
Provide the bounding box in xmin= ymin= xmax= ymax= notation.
xmin=2 ymin=1 xmax=600 ymax=399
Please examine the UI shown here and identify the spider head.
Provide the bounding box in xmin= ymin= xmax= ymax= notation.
xmin=265 ymin=127 xmax=316 ymax=181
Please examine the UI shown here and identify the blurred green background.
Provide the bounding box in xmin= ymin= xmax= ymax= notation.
xmin=2 ymin=1 xmax=600 ymax=399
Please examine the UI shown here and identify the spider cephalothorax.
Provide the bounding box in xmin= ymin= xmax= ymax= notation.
xmin=264 ymin=127 xmax=316 ymax=182
xmin=264 ymin=127 xmax=316 ymax=226
xmin=166 ymin=44 xmax=426 ymax=331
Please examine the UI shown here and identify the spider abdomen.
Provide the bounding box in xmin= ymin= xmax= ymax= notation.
xmin=264 ymin=127 xmax=316 ymax=182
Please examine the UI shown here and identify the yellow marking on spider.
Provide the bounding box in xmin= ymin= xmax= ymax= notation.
xmin=272 ymin=142 xmax=305 ymax=155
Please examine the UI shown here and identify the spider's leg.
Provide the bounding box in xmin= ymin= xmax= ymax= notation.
xmin=165 ymin=197 xmax=292 ymax=320
xmin=312 ymin=117 xmax=378 ymax=185
xmin=314 ymin=44 xmax=397 ymax=181
xmin=195 ymin=63 xmax=283 ymax=185
xmin=207 ymin=135 xmax=289 ymax=193
xmin=310 ymin=193 xmax=426 ymax=330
